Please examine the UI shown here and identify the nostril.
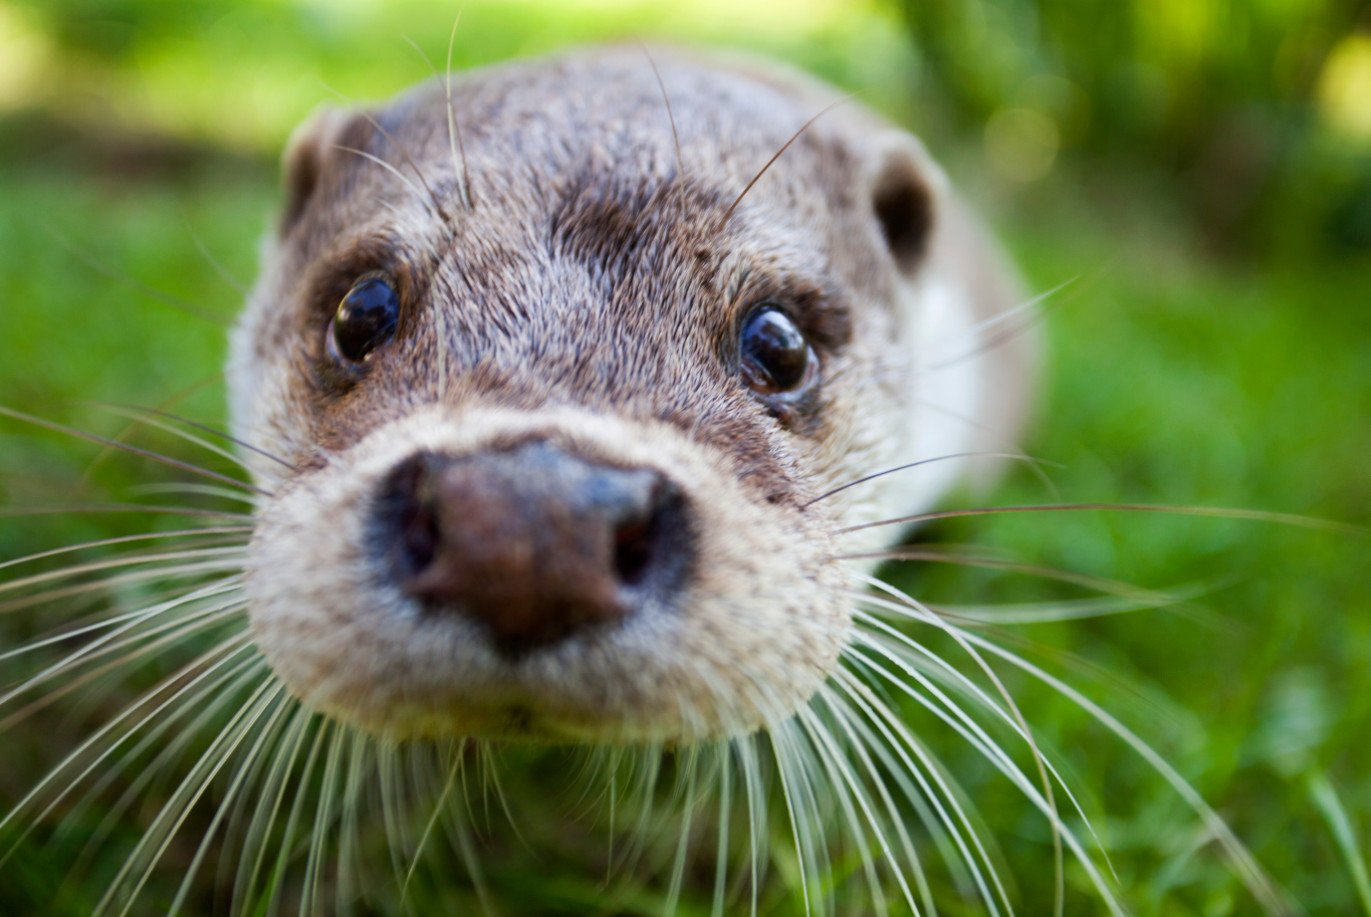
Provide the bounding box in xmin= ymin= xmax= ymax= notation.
xmin=612 ymin=478 xmax=687 ymax=592
xmin=613 ymin=515 xmax=653 ymax=587
xmin=381 ymin=453 xmax=442 ymax=580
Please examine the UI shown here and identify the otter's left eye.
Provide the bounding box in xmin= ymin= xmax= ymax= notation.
xmin=739 ymin=305 xmax=817 ymax=396
xmin=328 ymin=276 xmax=400 ymax=364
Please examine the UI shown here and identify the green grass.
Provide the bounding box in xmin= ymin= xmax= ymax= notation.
xmin=1 ymin=2 xmax=1369 ymax=913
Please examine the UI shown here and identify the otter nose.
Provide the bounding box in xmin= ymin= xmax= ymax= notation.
xmin=378 ymin=441 xmax=690 ymax=653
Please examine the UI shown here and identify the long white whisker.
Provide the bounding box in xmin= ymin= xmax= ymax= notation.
xmin=0 ymin=577 xmax=244 ymax=710
xmin=0 ymin=544 xmax=245 ymax=599
xmin=301 ymin=719 xmax=346 ymax=916
xmin=857 ymin=573 xmax=1066 ymax=916
xmin=805 ymin=451 xmax=1051 ymax=510
xmin=235 ymin=703 xmax=314 ymax=913
xmin=265 ymin=715 xmax=330 ymax=917
xmin=169 ymin=684 xmax=293 ymax=915
xmin=795 ymin=702 xmax=897 ymax=916
xmin=334 ymin=146 xmax=438 ymax=217
xmin=957 ymin=626 xmax=1295 ymax=913
xmin=811 ymin=687 xmax=933 ymax=913
xmin=100 ymin=665 xmax=278 ymax=916
xmin=0 ymin=406 xmax=268 ymax=497
xmin=87 ymin=403 xmax=263 ymax=479
xmin=925 ymin=278 xmax=1073 ymax=371
xmin=845 ymin=606 xmax=1118 ymax=887
xmin=131 ymin=481 xmax=261 ymax=506
xmin=0 ymin=526 xmax=250 ymax=574
xmin=831 ymin=663 xmax=1011 ymax=914
xmin=0 ymin=555 xmax=245 ymax=618
xmin=0 ymin=634 xmax=256 ymax=861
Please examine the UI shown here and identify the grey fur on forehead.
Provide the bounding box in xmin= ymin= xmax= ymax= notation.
xmin=381 ymin=44 xmax=891 ymax=180
xmin=283 ymin=43 xmax=920 ymax=250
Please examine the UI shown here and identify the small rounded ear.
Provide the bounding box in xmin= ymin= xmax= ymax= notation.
xmin=278 ymin=105 xmax=353 ymax=235
xmin=870 ymin=141 xmax=936 ymax=276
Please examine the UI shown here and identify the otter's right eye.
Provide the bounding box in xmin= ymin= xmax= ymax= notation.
xmin=328 ymin=277 xmax=399 ymax=364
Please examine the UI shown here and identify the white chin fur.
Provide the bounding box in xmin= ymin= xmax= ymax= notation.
xmin=246 ymin=405 xmax=851 ymax=744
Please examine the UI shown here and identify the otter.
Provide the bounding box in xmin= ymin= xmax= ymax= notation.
xmin=0 ymin=45 xmax=1289 ymax=916
xmin=232 ymin=44 xmax=1033 ymax=748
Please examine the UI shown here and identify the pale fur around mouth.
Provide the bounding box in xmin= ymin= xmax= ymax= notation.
xmin=246 ymin=405 xmax=852 ymax=743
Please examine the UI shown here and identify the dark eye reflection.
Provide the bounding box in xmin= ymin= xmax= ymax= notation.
xmin=739 ymin=304 xmax=817 ymax=396
xmin=328 ymin=276 xmax=400 ymax=364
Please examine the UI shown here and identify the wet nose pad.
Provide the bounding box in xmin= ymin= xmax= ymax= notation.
xmin=377 ymin=440 xmax=692 ymax=654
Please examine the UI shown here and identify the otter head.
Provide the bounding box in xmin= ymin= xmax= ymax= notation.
xmin=229 ymin=47 xmax=1028 ymax=744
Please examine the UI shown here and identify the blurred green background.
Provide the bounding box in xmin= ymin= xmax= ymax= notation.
xmin=0 ymin=0 xmax=1368 ymax=913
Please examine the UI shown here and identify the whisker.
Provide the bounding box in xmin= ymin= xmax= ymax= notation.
xmin=640 ymin=43 xmax=684 ymax=175
xmin=0 ymin=406 xmax=268 ymax=498
xmin=0 ymin=555 xmax=244 ymax=615
xmin=61 ymin=642 xmax=269 ymax=883
xmin=804 ymin=451 xmax=1052 ymax=509
xmin=36 ymin=222 xmax=232 ymax=327
xmin=0 ymin=526 xmax=250 ymax=574
xmin=73 ymin=376 xmax=230 ymax=490
xmin=0 ymin=577 xmax=244 ymax=707
xmin=836 ymin=544 xmax=1183 ymax=608
xmin=770 ymin=716 xmax=830 ymax=914
xmin=0 ymin=502 xmax=251 ymax=522
xmin=402 ymin=749 xmax=461 ymax=904
xmin=817 ymin=686 xmax=938 ymax=912
xmin=103 ymin=671 xmax=281 ymax=915
xmin=663 ymin=746 xmax=702 ymax=916
xmin=334 ymin=145 xmax=445 ymax=224
xmin=335 ymin=729 xmax=370 ymax=910
xmin=0 ymin=544 xmax=246 ymax=600
xmin=445 ymin=10 xmax=474 ymax=210
xmin=352 ymin=93 xmax=454 ymax=227
xmin=131 ymin=482 xmax=261 ymax=506
xmin=235 ymin=703 xmax=314 ymax=913
xmin=0 ymin=624 xmax=240 ymax=736
xmin=850 ymin=589 xmax=1280 ymax=911
xmin=711 ymin=741 xmax=733 ymax=917
xmin=796 ymin=701 xmax=906 ymax=914
xmin=845 ymin=599 xmax=1119 ymax=874
xmin=858 ymin=574 xmax=1067 ymax=914
xmin=961 ymin=626 xmax=1295 ymax=914
xmin=89 ymin=402 xmax=296 ymax=473
xmin=171 ymin=687 xmax=294 ymax=914
xmin=0 ymin=571 xmax=241 ymax=663
xmin=836 ymin=664 xmax=1010 ymax=912
xmin=932 ymin=588 xmax=1210 ymax=626
xmin=302 ymin=719 xmax=346 ymax=916
xmin=402 ymin=12 xmax=474 ymax=210
xmin=0 ymin=633 xmax=256 ymax=852
xmin=266 ymin=716 xmax=330 ymax=917
xmin=838 ymin=501 xmax=1364 ymax=537
xmin=715 ymin=94 xmax=860 ymax=233
xmin=738 ymin=735 xmax=768 ymax=915
xmin=925 ymin=277 xmax=1072 ymax=372
xmin=184 ymin=220 xmax=250 ymax=296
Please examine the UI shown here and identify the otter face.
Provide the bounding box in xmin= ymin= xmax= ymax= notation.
xmin=230 ymin=48 xmax=1027 ymax=743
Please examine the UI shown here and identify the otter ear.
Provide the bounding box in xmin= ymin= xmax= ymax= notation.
xmin=278 ymin=105 xmax=353 ymax=235
xmin=870 ymin=137 xmax=937 ymax=276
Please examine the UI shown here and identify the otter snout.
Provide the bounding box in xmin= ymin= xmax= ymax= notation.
xmin=378 ymin=442 xmax=691 ymax=654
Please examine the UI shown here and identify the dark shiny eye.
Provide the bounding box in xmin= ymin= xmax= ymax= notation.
xmin=739 ymin=304 xmax=817 ymax=396
xmin=328 ymin=276 xmax=400 ymax=364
